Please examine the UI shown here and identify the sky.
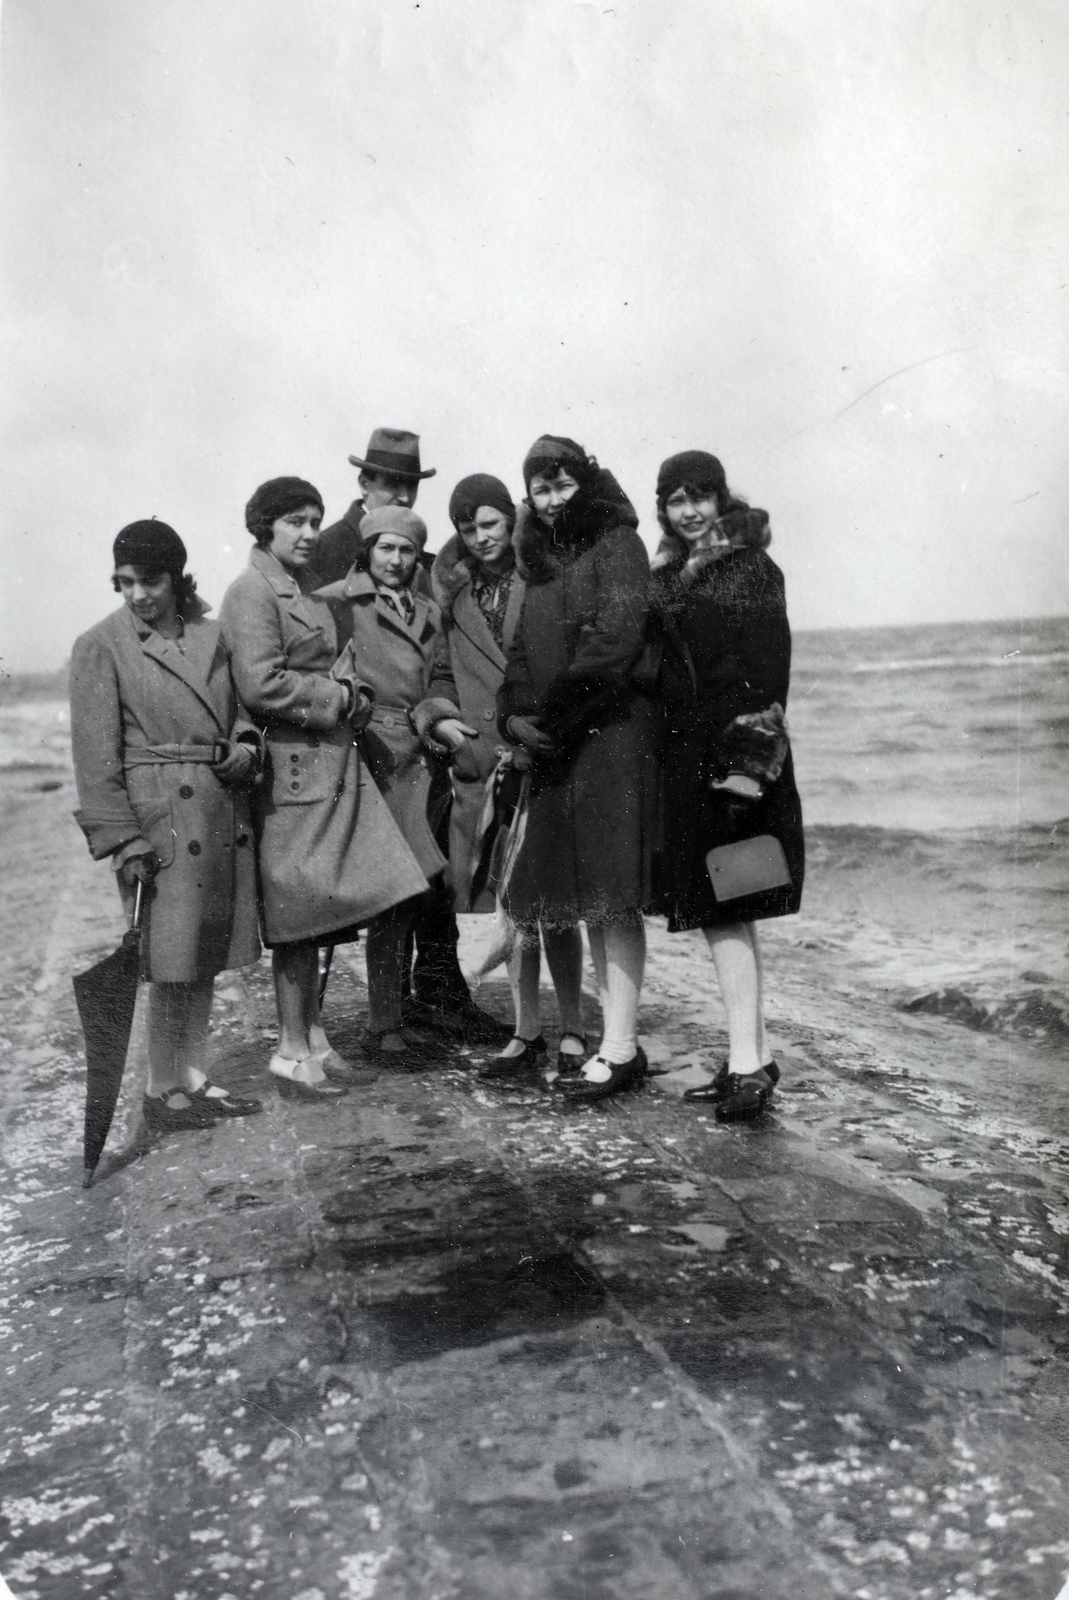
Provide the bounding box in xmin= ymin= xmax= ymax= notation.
xmin=1 ymin=0 xmax=1067 ymax=672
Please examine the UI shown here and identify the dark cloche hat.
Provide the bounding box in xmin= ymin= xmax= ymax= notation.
xmin=113 ymin=519 xmax=187 ymax=577
xmin=348 ymin=428 xmax=436 ymax=480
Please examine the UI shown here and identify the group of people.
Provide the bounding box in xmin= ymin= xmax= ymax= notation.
xmin=69 ymin=426 xmax=804 ymax=1141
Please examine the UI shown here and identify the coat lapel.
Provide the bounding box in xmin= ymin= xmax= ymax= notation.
xmin=453 ymin=585 xmax=507 ymax=673
xmin=132 ymin=612 xmax=227 ymax=732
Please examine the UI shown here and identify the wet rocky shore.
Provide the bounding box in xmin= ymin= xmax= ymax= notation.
xmin=2 ymin=771 xmax=1068 ymax=1600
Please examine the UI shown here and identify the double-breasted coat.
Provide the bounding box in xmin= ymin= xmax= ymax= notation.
xmin=497 ymin=493 xmax=657 ymax=927
xmin=648 ymin=547 xmax=805 ymax=930
xmin=318 ymin=570 xmax=461 ymax=884
xmin=430 ymin=535 xmax=526 ymax=910
xmin=218 ymin=548 xmax=427 ymax=945
xmin=69 ymin=601 xmax=262 ymax=983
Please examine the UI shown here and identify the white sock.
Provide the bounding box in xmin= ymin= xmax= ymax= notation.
xmin=597 ymin=1036 xmax=636 ymax=1066
xmin=559 ymin=1034 xmax=585 ymax=1057
xmin=497 ymin=1036 xmax=534 ymax=1059
xmin=580 ymin=1054 xmax=615 ymax=1082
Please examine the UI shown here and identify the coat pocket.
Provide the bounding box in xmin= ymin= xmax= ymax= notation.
xmin=269 ymin=740 xmax=348 ymax=806
xmin=129 ymin=797 xmax=176 ymax=867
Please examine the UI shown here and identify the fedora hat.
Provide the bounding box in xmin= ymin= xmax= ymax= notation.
xmin=348 ymin=427 xmax=436 ymax=480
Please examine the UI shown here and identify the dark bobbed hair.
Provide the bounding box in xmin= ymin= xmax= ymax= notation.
xmin=245 ymin=477 xmax=324 ymax=549
xmin=655 ymin=450 xmax=771 ymax=556
xmin=521 ymin=435 xmax=597 ymax=492
xmin=111 ymin=519 xmax=200 ymax=618
xmin=112 ymin=567 xmax=199 ymax=616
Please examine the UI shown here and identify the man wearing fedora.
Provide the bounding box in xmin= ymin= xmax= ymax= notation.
xmin=313 ymin=428 xmax=511 ymax=1049
xmin=311 ymin=427 xmax=436 ymax=589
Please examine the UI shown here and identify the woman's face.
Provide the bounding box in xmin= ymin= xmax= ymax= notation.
xmin=115 ymin=564 xmax=178 ymax=629
xmin=528 ymin=471 xmax=580 ymax=527
xmin=663 ymin=487 xmax=728 ymax=552
xmin=267 ymin=504 xmax=322 ymax=570
xmin=369 ymin=533 xmax=419 ymax=590
xmin=458 ymin=506 xmax=514 ymax=574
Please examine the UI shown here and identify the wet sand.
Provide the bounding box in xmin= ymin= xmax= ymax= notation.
xmin=2 ymin=768 xmax=1068 ymax=1600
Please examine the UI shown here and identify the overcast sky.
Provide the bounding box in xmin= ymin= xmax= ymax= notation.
xmin=2 ymin=0 xmax=1066 ymax=672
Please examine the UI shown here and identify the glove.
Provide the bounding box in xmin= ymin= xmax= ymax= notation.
xmin=211 ymin=740 xmax=257 ymax=785
xmin=350 ymin=690 xmax=374 ymax=734
xmin=506 ymin=715 xmax=558 ymax=754
xmin=120 ymin=850 xmax=160 ymax=887
xmin=432 ymin=717 xmax=478 ymax=753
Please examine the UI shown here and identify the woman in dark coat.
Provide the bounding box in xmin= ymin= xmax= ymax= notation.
xmin=318 ymin=505 xmax=472 ymax=1063
xmin=70 ymin=520 xmax=264 ymax=1134
xmin=649 ymin=451 xmax=804 ymax=1122
xmin=219 ymin=480 xmax=428 ymax=1100
xmin=498 ymin=435 xmax=657 ymax=1102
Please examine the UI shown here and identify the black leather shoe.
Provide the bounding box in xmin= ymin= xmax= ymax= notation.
xmin=143 ymin=1089 xmax=218 ymax=1133
xmin=275 ymin=1075 xmax=347 ymax=1101
xmin=714 ymin=1066 xmax=777 ymax=1122
xmin=407 ymin=994 xmax=513 ymax=1046
xmin=189 ymin=1083 xmax=263 ymax=1118
xmin=478 ymin=1035 xmax=547 ymax=1081
xmin=558 ymin=1047 xmax=647 ymax=1104
xmin=683 ymin=1059 xmax=779 ymax=1104
xmin=555 ymin=1033 xmax=588 ymax=1078
xmin=362 ymin=1028 xmax=446 ymax=1070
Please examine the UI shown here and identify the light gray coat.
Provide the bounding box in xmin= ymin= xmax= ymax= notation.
xmin=218 ymin=549 xmax=427 ymax=944
xmin=430 ymin=535 xmax=525 ymax=909
xmin=69 ymin=601 xmax=261 ymax=982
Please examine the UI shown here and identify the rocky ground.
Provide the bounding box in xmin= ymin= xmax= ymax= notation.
xmin=2 ymin=769 xmax=1068 ymax=1600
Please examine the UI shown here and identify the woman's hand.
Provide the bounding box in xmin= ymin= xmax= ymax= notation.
xmin=432 ymin=717 xmax=478 ymax=752
xmin=506 ymin=715 xmax=558 ymax=753
xmin=120 ymin=850 xmax=160 ymax=887
xmin=211 ymin=741 xmax=257 ymax=785
xmin=349 ymin=690 xmax=374 ymax=734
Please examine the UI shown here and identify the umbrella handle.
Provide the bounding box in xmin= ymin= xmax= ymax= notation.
xmin=121 ymin=878 xmax=146 ymax=949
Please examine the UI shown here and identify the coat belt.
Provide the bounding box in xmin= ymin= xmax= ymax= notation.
xmin=123 ymin=743 xmax=223 ymax=768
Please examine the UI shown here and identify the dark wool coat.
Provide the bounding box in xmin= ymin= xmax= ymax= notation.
xmin=430 ymin=534 xmax=526 ymax=910
xmin=69 ymin=602 xmax=262 ymax=983
xmin=308 ymin=499 xmax=366 ymax=589
xmin=318 ymin=570 xmax=461 ymax=882
xmin=649 ymin=548 xmax=805 ymax=931
xmin=219 ymin=549 xmax=427 ymax=945
xmin=497 ymin=495 xmax=657 ymax=926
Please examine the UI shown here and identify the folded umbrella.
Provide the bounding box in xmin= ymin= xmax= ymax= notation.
xmin=74 ymin=879 xmax=145 ymax=1188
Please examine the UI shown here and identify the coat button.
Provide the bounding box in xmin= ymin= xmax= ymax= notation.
xmin=236 ymin=833 xmax=249 ymax=846
xmin=382 ymin=714 xmax=394 ymax=728
xmin=290 ymin=753 xmax=300 ymax=764
xmin=482 ymin=710 xmax=493 ymax=721
xmin=188 ymin=841 xmax=201 ymax=855
xmin=290 ymin=780 xmax=300 ymax=791
xmin=179 ymin=784 xmax=194 ymax=798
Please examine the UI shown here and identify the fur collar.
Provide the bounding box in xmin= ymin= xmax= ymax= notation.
xmin=429 ymin=533 xmax=480 ymax=620
xmin=513 ymin=479 xmax=639 ymax=585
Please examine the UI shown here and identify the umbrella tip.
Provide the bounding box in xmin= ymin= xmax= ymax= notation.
xmin=82 ymin=1166 xmax=96 ymax=1189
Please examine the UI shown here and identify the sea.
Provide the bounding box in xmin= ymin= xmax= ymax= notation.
xmin=2 ymin=616 xmax=1067 ymax=1048
xmin=786 ymin=615 xmax=1069 ymax=1049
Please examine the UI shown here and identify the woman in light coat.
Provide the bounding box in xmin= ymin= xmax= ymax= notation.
xmin=70 ymin=520 xmax=264 ymax=1135
xmin=319 ymin=505 xmax=471 ymax=1063
xmin=431 ymin=474 xmax=587 ymax=1083
xmin=498 ymin=435 xmax=657 ymax=1103
xmin=219 ymin=479 xmax=427 ymax=1099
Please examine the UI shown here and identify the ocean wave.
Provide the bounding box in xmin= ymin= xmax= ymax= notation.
xmin=838 ymin=650 xmax=1069 ymax=676
xmin=898 ymin=986 xmax=1069 ymax=1048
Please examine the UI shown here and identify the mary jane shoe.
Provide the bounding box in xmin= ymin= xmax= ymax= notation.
xmin=557 ymin=1046 xmax=648 ymax=1105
